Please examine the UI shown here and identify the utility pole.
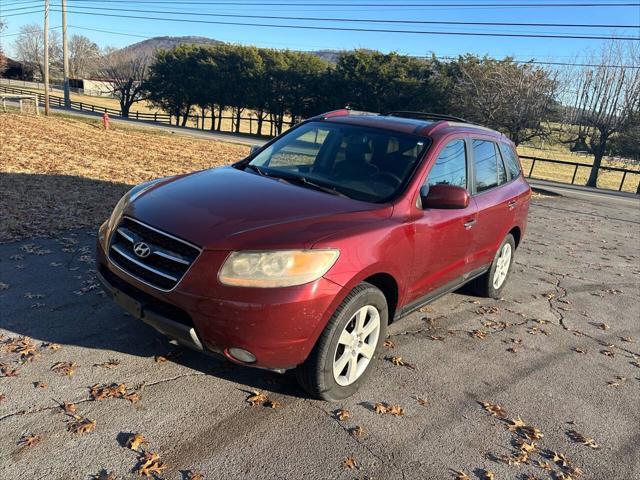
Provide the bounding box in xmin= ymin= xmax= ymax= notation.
xmin=62 ymin=0 xmax=70 ymax=108
xmin=43 ymin=0 xmax=50 ymax=115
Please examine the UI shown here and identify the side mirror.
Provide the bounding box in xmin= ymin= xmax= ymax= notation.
xmin=250 ymin=145 xmax=261 ymax=155
xmin=420 ymin=184 xmax=470 ymax=209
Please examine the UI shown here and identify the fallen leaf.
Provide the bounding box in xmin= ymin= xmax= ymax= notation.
xmin=387 ymin=356 xmax=416 ymax=369
xmin=482 ymin=402 xmax=507 ymax=418
xmin=51 ymin=361 xmax=76 ymax=376
xmin=127 ymin=433 xmax=148 ymax=452
xmin=598 ymin=323 xmax=610 ymax=330
xmin=607 ymin=376 xmax=626 ymax=388
xmin=185 ymin=471 xmax=204 ymax=480
xmin=471 ymin=329 xmax=487 ymax=339
xmin=416 ymin=397 xmax=428 ymax=407
xmin=136 ymin=451 xmax=167 ymax=478
xmin=61 ymin=401 xmax=76 ymax=414
xmin=95 ymin=470 xmax=117 ymax=480
xmin=0 ymin=393 xmax=5 ymax=402
xmin=343 ymin=457 xmax=357 ymax=470
xmin=350 ymin=425 xmax=364 ymax=437
xmin=42 ymin=342 xmax=61 ymax=351
xmin=620 ymin=336 xmax=634 ymax=343
xmin=68 ymin=417 xmax=96 ymax=435
xmin=374 ymin=402 xmax=388 ymax=414
xmin=264 ymin=400 xmax=282 ymax=409
xmin=567 ymin=430 xmax=599 ymax=449
xmin=453 ymin=471 xmax=471 ymax=480
xmin=572 ymin=347 xmax=587 ymax=354
xmin=600 ymin=349 xmax=615 ymax=357
xmin=34 ymin=381 xmax=48 ymax=389
xmin=482 ymin=470 xmax=495 ymax=480
xmin=246 ymin=391 xmax=268 ymax=406
xmin=90 ymin=383 xmax=126 ymax=401
xmin=388 ymin=404 xmax=405 ymax=417
xmin=124 ymin=392 xmax=141 ymax=404
xmin=95 ymin=359 xmax=120 ymax=369
xmin=153 ymin=355 xmax=167 ymax=363
xmin=383 ymin=339 xmax=395 ymax=349
xmin=506 ymin=416 xmax=527 ymax=433
xmin=336 ymin=409 xmax=350 ymax=421
xmin=18 ymin=434 xmax=42 ymax=448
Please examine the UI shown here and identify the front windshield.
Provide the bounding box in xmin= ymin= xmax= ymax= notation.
xmin=247 ymin=121 xmax=429 ymax=203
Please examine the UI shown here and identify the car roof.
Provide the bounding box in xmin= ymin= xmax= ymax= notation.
xmin=314 ymin=110 xmax=506 ymax=141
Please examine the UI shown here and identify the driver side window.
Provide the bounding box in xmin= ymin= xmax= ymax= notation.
xmin=425 ymin=139 xmax=467 ymax=189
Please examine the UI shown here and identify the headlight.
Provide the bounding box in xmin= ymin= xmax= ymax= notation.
xmin=219 ymin=250 xmax=339 ymax=288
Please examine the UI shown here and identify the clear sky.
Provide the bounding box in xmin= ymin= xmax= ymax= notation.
xmin=1 ymin=1 xmax=639 ymax=63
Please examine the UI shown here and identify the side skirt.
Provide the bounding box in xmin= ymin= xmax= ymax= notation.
xmin=394 ymin=266 xmax=490 ymax=321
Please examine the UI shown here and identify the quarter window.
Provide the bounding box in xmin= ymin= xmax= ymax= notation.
xmin=500 ymin=143 xmax=522 ymax=179
xmin=426 ymin=139 xmax=467 ymax=189
xmin=472 ymin=140 xmax=501 ymax=192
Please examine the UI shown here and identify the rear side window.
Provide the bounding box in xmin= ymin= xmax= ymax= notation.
xmin=426 ymin=139 xmax=467 ymax=189
xmin=500 ymin=143 xmax=522 ymax=179
xmin=472 ymin=140 xmax=500 ymax=192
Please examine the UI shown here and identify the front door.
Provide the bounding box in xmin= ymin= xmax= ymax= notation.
xmin=407 ymin=138 xmax=478 ymax=304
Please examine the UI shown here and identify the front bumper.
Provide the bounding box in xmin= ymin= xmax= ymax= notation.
xmin=96 ymin=239 xmax=345 ymax=369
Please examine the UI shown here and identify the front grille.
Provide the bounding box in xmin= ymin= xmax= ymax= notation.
xmin=108 ymin=217 xmax=201 ymax=291
xmin=100 ymin=265 xmax=193 ymax=327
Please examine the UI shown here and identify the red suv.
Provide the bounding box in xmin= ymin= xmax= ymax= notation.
xmin=96 ymin=110 xmax=530 ymax=400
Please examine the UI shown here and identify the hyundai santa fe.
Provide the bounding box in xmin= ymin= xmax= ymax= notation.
xmin=96 ymin=110 xmax=531 ymax=400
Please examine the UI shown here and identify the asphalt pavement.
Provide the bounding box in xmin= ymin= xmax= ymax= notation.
xmin=0 ymin=190 xmax=639 ymax=479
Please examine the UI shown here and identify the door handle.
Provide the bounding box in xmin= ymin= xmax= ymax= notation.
xmin=508 ymin=200 xmax=518 ymax=210
xmin=464 ymin=218 xmax=476 ymax=229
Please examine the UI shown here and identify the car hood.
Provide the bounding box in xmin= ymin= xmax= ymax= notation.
xmin=124 ymin=166 xmax=390 ymax=250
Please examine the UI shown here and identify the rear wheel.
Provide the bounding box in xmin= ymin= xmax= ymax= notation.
xmin=295 ymin=282 xmax=388 ymax=401
xmin=472 ymin=233 xmax=516 ymax=299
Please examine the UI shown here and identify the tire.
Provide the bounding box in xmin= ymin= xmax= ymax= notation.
xmin=472 ymin=233 xmax=516 ymax=299
xmin=295 ymin=282 xmax=388 ymax=401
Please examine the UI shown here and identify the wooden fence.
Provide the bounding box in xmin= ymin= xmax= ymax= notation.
xmin=0 ymin=85 xmax=293 ymax=137
xmin=520 ymin=155 xmax=640 ymax=194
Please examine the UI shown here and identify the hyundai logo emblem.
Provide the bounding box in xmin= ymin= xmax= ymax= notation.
xmin=133 ymin=242 xmax=151 ymax=258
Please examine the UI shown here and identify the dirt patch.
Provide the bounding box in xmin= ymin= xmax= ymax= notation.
xmin=0 ymin=113 xmax=249 ymax=241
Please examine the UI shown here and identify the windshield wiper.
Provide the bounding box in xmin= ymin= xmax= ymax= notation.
xmin=272 ymin=173 xmax=348 ymax=198
xmin=245 ymin=164 xmax=269 ymax=176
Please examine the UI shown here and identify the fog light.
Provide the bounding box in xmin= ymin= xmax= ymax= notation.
xmin=227 ymin=348 xmax=256 ymax=364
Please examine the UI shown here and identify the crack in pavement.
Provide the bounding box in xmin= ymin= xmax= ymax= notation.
xmin=313 ymin=404 xmax=407 ymax=480
xmin=0 ymin=370 xmax=207 ymax=423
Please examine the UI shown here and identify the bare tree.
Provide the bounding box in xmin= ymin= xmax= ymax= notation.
xmin=69 ymin=34 xmax=100 ymax=78
xmin=562 ymin=40 xmax=640 ymax=187
xmin=99 ymin=50 xmax=149 ymax=117
xmin=13 ymin=24 xmax=62 ymax=79
xmin=452 ymin=56 xmax=559 ymax=145
xmin=0 ymin=19 xmax=7 ymax=74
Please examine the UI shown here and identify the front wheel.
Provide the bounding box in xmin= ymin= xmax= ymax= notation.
xmin=472 ymin=233 xmax=516 ymax=299
xmin=295 ymin=282 xmax=388 ymax=401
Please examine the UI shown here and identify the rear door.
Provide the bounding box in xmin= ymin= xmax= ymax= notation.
xmin=407 ymin=138 xmax=478 ymax=303
xmin=468 ymin=138 xmax=516 ymax=270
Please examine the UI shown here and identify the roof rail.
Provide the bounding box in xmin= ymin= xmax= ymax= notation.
xmin=384 ymin=111 xmax=471 ymax=124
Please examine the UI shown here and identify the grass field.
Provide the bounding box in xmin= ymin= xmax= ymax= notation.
xmin=0 ymin=112 xmax=249 ymax=241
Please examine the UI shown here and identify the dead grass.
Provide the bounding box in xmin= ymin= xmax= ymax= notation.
xmin=0 ymin=112 xmax=249 ymax=241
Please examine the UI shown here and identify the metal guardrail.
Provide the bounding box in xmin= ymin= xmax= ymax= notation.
xmin=0 ymin=84 xmax=293 ymax=136
xmin=521 ymin=155 xmax=640 ymax=193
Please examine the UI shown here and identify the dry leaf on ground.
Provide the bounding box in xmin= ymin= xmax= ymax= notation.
xmin=481 ymin=402 xmax=507 ymax=418
xmin=127 ymin=433 xmax=148 ymax=452
xmin=68 ymin=417 xmax=97 ymax=435
xmin=51 ymin=361 xmax=76 ymax=376
xmin=136 ymin=451 xmax=167 ymax=478
xmin=18 ymin=434 xmax=42 ymax=448
xmin=336 ymin=409 xmax=350 ymax=421
xmin=343 ymin=457 xmax=357 ymax=469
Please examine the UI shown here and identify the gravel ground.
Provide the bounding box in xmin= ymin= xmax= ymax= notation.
xmin=0 ymin=192 xmax=638 ymax=480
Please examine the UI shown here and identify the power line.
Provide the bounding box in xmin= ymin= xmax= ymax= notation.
xmin=52 ymin=9 xmax=640 ymax=40
xmin=61 ymin=1 xmax=640 ymax=7
xmin=62 ymin=24 xmax=640 ymax=68
xmin=0 ymin=9 xmax=44 ymax=17
xmin=48 ymin=4 xmax=640 ymax=29
xmin=0 ymin=25 xmax=61 ymax=37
